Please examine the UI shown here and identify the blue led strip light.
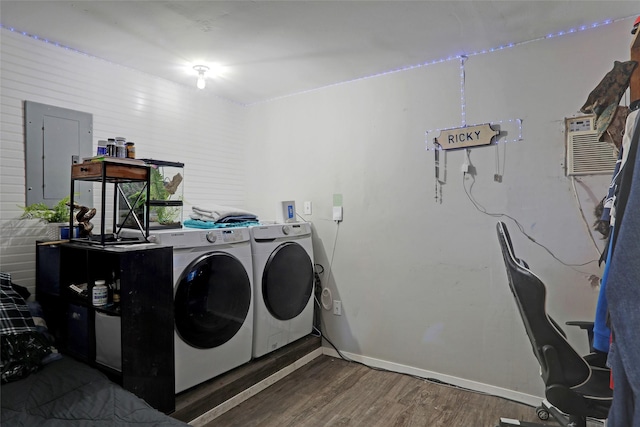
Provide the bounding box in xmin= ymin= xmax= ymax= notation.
xmin=0 ymin=24 xmax=243 ymax=105
xmin=250 ymin=16 xmax=627 ymax=105
xmin=424 ymin=118 xmax=523 ymax=151
xmin=0 ymin=25 xmax=94 ymax=56
xmin=0 ymin=15 xmax=630 ymax=106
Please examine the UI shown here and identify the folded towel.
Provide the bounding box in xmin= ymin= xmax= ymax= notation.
xmin=216 ymin=215 xmax=258 ymax=223
xmin=183 ymin=218 xmax=259 ymax=229
xmin=192 ymin=205 xmax=258 ymax=222
xmin=190 ymin=212 xmax=258 ymax=221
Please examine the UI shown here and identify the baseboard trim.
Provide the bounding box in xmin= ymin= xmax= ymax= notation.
xmin=188 ymin=347 xmax=323 ymax=426
xmin=321 ymin=347 xmax=543 ymax=407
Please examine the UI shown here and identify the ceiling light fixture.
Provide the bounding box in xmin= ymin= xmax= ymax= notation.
xmin=193 ymin=65 xmax=209 ymax=89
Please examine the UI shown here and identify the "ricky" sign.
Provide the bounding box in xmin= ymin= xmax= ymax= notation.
xmin=434 ymin=124 xmax=498 ymax=150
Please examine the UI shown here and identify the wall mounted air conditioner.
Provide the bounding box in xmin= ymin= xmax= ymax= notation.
xmin=565 ymin=115 xmax=617 ymax=176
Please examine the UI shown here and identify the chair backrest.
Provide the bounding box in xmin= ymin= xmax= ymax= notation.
xmin=496 ymin=221 xmax=590 ymax=388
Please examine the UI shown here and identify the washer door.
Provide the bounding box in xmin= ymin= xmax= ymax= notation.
xmin=175 ymin=252 xmax=251 ymax=349
xmin=262 ymin=242 xmax=313 ymax=321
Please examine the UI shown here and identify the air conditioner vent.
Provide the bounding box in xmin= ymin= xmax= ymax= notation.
xmin=565 ymin=116 xmax=617 ymax=176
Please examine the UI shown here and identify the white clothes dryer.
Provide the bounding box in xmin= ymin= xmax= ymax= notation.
xmin=145 ymin=227 xmax=254 ymax=393
xmin=250 ymin=222 xmax=314 ymax=358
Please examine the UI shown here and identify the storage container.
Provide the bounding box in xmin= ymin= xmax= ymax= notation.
xmin=66 ymin=304 xmax=90 ymax=360
xmin=118 ymin=159 xmax=184 ymax=229
xmin=95 ymin=311 xmax=122 ymax=371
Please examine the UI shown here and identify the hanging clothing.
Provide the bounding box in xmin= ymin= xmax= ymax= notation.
xmin=593 ymin=109 xmax=640 ymax=353
xmin=605 ymin=111 xmax=640 ymax=427
xmin=580 ymin=60 xmax=637 ymax=145
xmin=593 ymin=228 xmax=614 ymax=353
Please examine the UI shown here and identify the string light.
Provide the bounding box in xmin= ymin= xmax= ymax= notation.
xmin=1 ymin=24 xmax=93 ymax=56
xmin=249 ymin=16 xmax=630 ymax=105
xmin=0 ymin=15 xmax=631 ymax=106
xmin=0 ymin=23 xmax=243 ymax=105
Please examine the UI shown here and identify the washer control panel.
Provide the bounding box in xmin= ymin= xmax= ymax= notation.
xmin=198 ymin=228 xmax=250 ymax=245
xmin=222 ymin=229 xmax=247 ymax=243
xmin=120 ymin=227 xmax=250 ymax=247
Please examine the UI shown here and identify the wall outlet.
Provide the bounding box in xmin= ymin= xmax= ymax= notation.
xmin=304 ymin=201 xmax=312 ymax=215
xmin=333 ymin=300 xmax=342 ymax=316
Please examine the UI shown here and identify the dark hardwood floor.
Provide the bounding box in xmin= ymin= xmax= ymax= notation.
xmin=173 ymin=335 xmax=321 ymax=423
xmin=205 ymin=355 xmax=568 ymax=427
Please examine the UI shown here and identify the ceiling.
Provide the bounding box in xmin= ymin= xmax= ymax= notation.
xmin=1 ymin=1 xmax=638 ymax=105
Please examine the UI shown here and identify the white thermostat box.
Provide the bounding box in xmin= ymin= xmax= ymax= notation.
xmin=276 ymin=200 xmax=296 ymax=223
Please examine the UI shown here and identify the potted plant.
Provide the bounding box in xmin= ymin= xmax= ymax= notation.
xmin=19 ymin=196 xmax=79 ymax=240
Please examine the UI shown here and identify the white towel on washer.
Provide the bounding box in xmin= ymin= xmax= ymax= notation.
xmin=191 ymin=205 xmax=257 ymax=222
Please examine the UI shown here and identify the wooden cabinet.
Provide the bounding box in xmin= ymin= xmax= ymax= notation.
xmin=36 ymin=241 xmax=175 ymax=413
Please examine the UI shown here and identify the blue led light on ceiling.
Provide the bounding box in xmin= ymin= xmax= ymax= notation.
xmin=0 ymin=15 xmax=632 ymax=106
xmin=0 ymin=22 xmax=243 ymax=105
xmin=2 ymin=24 xmax=91 ymax=55
xmin=251 ymin=16 xmax=631 ymax=105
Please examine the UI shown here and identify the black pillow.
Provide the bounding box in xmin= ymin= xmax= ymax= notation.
xmin=11 ymin=282 xmax=31 ymax=301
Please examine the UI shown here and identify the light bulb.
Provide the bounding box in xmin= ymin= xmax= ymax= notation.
xmin=193 ymin=65 xmax=209 ymax=90
xmin=197 ymin=74 xmax=206 ymax=89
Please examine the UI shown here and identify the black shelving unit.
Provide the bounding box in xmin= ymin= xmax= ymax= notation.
xmin=36 ymin=241 xmax=175 ymax=413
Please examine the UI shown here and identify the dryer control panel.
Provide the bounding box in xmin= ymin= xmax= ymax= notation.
xmin=251 ymin=222 xmax=311 ymax=240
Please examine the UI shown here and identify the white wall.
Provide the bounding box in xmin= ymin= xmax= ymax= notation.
xmin=0 ymin=29 xmax=247 ymax=291
xmin=0 ymin=18 xmax=631 ymax=405
xmin=244 ymin=21 xmax=631 ymax=401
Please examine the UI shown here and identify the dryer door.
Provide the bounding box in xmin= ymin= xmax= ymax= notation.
xmin=262 ymin=242 xmax=314 ymax=321
xmin=175 ymin=252 xmax=251 ymax=349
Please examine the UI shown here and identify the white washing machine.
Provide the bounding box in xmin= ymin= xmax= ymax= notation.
xmin=250 ymin=222 xmax=314 ymax=358
xmin=145 ymin=227 xmax=254 ymax=393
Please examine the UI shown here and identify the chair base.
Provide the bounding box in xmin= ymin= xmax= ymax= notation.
xmin=499 ymin=419 xmax=551 ymax=427
xmin=498 ymin=400 xmax=589 ymax=427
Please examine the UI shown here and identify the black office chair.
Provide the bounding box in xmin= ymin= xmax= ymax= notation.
xmin=495 ymin=221 xmax=612 ymax=427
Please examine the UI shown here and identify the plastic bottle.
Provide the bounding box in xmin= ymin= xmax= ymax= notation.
xmin=115 ymin=137 xmax=126 ymax=158
xmin=92 ymin=280 xmax=108 ymax=306
xmin=112 ymin=278 xmax=120 ymax=303
xmin=106 ymin=139 xmax=116 ymax=157
xmin=97 ymin=140 xmax=108 ymax=156
xmin=126 ymin=142 xmax=136 ymax=159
